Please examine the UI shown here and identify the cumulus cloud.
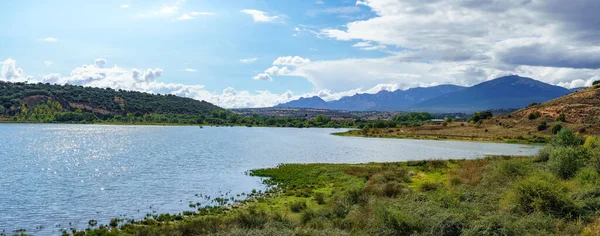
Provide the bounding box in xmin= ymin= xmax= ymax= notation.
xmin=241 ymin=9 xmax=280 ymax=22
xmin=94 ymin=58 xmax=107 ymax=68
xmin=320 ymin=0 xmax=600 ymax=70
xmin=252 ymin=73 xmax=272 ymax=81
xmin=0 ymin=58 xmax=309 ymax=108
xmin=272 ymin=56 xmax=310 ymax=66
xmin=1 ymin=58 xmax=28 ymax=82
xmin=177 ymin=11 xmax=215 ymax=20
xmin=307 ymin=6 xmax=361 ymax=16
xmin=240 ymin=58 xmax=258 ymax=64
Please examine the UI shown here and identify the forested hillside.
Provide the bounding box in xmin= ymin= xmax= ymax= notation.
xmin=0 ymin=81 xmax=226 ymax=123
xmin=0 ymin=81 xmax=361 ymax=127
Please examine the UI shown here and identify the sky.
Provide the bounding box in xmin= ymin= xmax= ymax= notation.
xmin=2 ymin=0 xmax=600 ymax=108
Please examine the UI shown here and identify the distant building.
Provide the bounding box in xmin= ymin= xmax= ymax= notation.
xmin=429 ymin=119 xmax=445 ymax=123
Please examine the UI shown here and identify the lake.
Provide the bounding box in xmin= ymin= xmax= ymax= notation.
xmin=0 ymin=124 xmax=540 ymax=234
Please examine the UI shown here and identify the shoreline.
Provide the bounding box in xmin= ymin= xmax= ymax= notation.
xmin=45 ymin=148 xmax=600 ymax=236
xmin=333 ymin=128 xmax=550 ymax=144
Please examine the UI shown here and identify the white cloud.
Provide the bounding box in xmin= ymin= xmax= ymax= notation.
xmin=184 ymin=68 xmax=197 ymax=72
xmin=307 ymin=6 xmax=361 ymax=16
xmin=5 ymin=58 xmax=597 ymax=109
xmin=252 ymin=73 xmax=272 ymax=81
xmin=177 ymin=11 xmax=215 ymax=20
xmin=273 ymin=56 xmax=311 ymax=66
xmin=1 ymin=58 xmax=28 ymax=82
xmin=264 ymin=66 xmax=291 ymax=76
xmin=120 ymin=4 xmax=130 ymax=8
xmin=241 ymin=9 xmax=280 ymax=22
xmin=138 ymin=0 xmax=185 ymax=18
xmin=44 ymin=61 xmax=53 ymax=67
xmin=352 ymin=41 xmax=386 ymax=51
xmin=320 ymin=0 xmax=600 ymax=70
xmin=316 ymin=0 xmax=324 ymax=4
xmin=94 ymin=58 xmax=107 ymax=68
xmin=240 ymin=58 xmax=258 ymax=64
xmin=40 ymin=37 xmax=58 ymax=42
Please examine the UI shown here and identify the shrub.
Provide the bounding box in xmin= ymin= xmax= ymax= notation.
xmin=383 ymin=183 xmax=404 ymax=198
xmin=550 ymin=128 xmax=582 ymax=147
xmin=594 ymin=80 xmax=600 ymax=86
xmin=480 ymin=111 xmax=493 ymax=120
xmin=377 ymin=210 xmax=416 ymax=236
xmin=429 ymin=213 xmax=466 ymax=236
xmin=290 ymin=201 xmax=307 ymax=213
xmin=314 ymin=192 xmax=326 ymax=205
xmin=496 ymin=159 xmax=529 ymax=178
xmin=556 ymin=113 xmax=566 ymax=122
xmin=300 ymin=209 xmax=317 ymax=224
xmin=512 ymin=174 xmax=576 ymax=217
xmin=548 ymin=146 xmax=587 ymax=179
xmin=425 ymin=159 xmax=447 ymax=169
xmin=583 ymin=136 xmax=600 ymax=150
xmin=419 ymin=181 xmax=441 ymax=192
xmin=528 ymin=111 xmax=541 ymax=120
xmin=463 ymin=215 xmax=516 ymax=236
xmin=535 ymin=146 xmax=552 ymax=162
xmin=537 ymin=121 xmax=548 ymax=131
xmin=346 ymin=188 xmax=369 ymax=205
xmin=551 ymin=124 xmax=563 ymax=134
xmin=235 ymin=209 xmax=269 ymax=229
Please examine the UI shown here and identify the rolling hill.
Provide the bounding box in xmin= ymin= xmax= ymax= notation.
xmin=508 ymin=85 xmax=600 ymax=124
xmin=0 ymin=81 xmax=222 ymax=118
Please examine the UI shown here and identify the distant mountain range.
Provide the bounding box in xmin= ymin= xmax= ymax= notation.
xmin=276 ymin=75 xmax=573 ymax=113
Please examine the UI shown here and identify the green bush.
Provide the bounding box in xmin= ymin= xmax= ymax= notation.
xmin=419 ymin=181 xmax=441 ymax=192
xmin=548 ymin=146 xmax=587 ymax=179
xmin=535 ymin=146 xmax=552 ymax=162
xmin=556 ymin=113 xmax=566 ymax=122
xmin=537 ymin=120 xmax=548 ymax=131
xmin=290 ymin=201 xmax=307 ymax=213
xmin=235 ymin=209 xmax=269 ymax=229
xmin=463 ymin=215 xmax=516 ymax=236
xmin=429 ymin=213 xmax=466 ymax=236
xmin=528 ymin=111 xmax=541 ymax=120
xmin=512 ymin=174 xmax=576 ymax=217
xmin=551 ymin=124 xmax=563 ymax=134
xmin=314 ymin=192 xmax=326 ymax=205
xmin=496 ymin=159 xmax=529 ymax=178
xmin=550 ymin=128 xmax=582 ymax=147
xmin=377 ymin=210 xmax=416 ymax=236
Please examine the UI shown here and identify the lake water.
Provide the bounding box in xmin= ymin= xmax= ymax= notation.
xmin=0 ymin=124 xmax=540 ymax=234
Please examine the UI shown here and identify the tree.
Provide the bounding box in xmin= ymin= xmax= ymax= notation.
xmin=537 ymin=121 xmax=548 ymax=131
xmin=471 ymin=112 xmax=481 ymax=123
xmin=479 ymin=111 xmax=493 ymax=120
xmin=556 ymin=113 xmax=566 ymax=122
xmin=528 ymin=111 xmax=541 ymax=120
xmin=314 ymin=114 xmax=330 ymax=125
xmin=551 ymin=124 xmax=563 ymax=134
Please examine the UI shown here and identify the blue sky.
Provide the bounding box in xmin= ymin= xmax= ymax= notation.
xmin=2 ymin=0 xmax=600 ymax=107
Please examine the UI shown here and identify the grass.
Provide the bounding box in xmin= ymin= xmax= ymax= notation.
xmin=333 ymin=119 xmax=577 ymax=144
